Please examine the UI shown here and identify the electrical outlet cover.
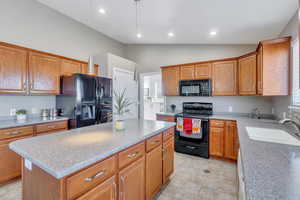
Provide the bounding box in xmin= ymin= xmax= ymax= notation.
xmin=10 ymin=108 xmax=16 ymax=116
xmin=228 ymin=106 xmax=233 ymax=112
xmin=31 ymin=108 xmax=38 ymax=114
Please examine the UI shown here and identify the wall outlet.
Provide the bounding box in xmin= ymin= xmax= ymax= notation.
xmin=271 ymin=107 xmax=275 ymax=114
xmin=10 ymin=108 xmax=16 ymax=116
xmin=228 ymin=106 xmax=233 ymax=112
xmin=31 ymin=108 xmax=38 ymax=114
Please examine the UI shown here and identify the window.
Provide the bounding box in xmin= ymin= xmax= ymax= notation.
xmin=292 ymin=38 xmax=300 ymax=105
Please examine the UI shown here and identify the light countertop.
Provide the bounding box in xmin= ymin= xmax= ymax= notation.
xmin=0 ymin=117 xmax=69 ymax=130
xmin=9 ymin=119 xmax=176 ymax=179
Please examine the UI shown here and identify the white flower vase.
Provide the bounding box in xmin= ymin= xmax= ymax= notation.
xmin=115 ymin=115 xmax=125 ymax=131
xmin=16 ymin=114 xmax=27 ymax=122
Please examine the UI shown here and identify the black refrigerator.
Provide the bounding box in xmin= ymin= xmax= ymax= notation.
xmin=56 ymin=74 xmax=113 ymax=129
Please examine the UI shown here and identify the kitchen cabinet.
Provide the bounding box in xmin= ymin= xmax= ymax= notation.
xmin=28 ymin=52 xmax=60 ymax=95
xmin=224 ymin=121 xmax=238 ymax=160
xmin=180 ymin=65 xmax=195 ymax=80
xmin=209 ymin=127 xmax=224 ymax=157
xmin=163 ymin=137 xmax=174 ymax=184
xmin=257 ymin=46 xmax=263 ymax=95
xmin=119 ymin=156 xmax=145 ymax=200
xmin=258 ymin=37 xmax=291 ymax=96
xmin=156 ymin=114 xmax=175 ymax=122
xmin=36 ymin=121 xmax=68 ymax=135
xmin=161 ymin=66 xmax=180 ymax=96
xmin=76 ymin=176 xmax=116 ymax=200
xmin=212 ymin=60 xmax=237 ymax=96
xmin=238 ymin=54 xmax=257 ymax=95
xmin=146 ymin=145 xmax=163 ymax=200
xmin=195 ymin=63 xmax=212 ymax=79
xmin=61 ymin=59 xmax=82 ymax=76
xmin=0 ymin=44 xmax=28 ymax=94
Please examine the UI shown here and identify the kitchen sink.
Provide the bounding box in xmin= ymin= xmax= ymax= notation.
xmin=246 ymin=127 xmax=300 ymax=146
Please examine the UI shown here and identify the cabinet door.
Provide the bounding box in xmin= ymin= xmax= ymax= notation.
xmin=61 ymin=59 xmax=82 ymax=76
xmin=209 ymin=127 xmax=224 ymax=157
xmin=224 ymin=121 xmax=238 ymax=160
xmin=161 ymin=67 xmax=180 ymax=96
xmin=238 ymin=54 xmax=257 ymax=95
xmin=257 ymin=46 xmax=263 ymax=95
xmin=0 ymin=136 xmax=32 ymax=184
xmin=0 ymin=45 xmax=28 ymax=94
xmin=195 ymin=63 xmax=212 ymax=79
xmin=180 ymin=65 xmax=194 ymax=80
xmin=163 ymin=138 xmax=174 ymax=184
xmin=146 ymin=146 xmax=162 ymax=200
xmin=76 ymin=176 xmax=117 ymax=200
xmin=28 ymin=52 xmax=60 ymax=94
xmin=212 ymin=60 xmax=237 ymax=96
xmin=119 ymin=157 xmax=145 ymax=200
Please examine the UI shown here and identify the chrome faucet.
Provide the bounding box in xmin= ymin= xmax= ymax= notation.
xmin=279 ymin=118 xmax=300 ymax=137
xmin=250 ymin=108 xmax=261 ymax=119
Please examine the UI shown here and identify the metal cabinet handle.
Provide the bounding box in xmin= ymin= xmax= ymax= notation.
xmin=5 ymin=131 xmax=22 ymax=135
xmin=113 ymin=181 xmax=117 ymax=200
xmin=84 ymin=169 xmax=107 ymax=182
xmin=120 ymin=176 xmax=125 ymax=200
xmin=127 ymin=151 xmax=139 ymax=158
xmin=47 ymin=125 xmax=56 ymax=129
xmin=162 ymin=148 xmax=167 ymax=160
xmin=150 ymin=140 xmax=160 ymax=145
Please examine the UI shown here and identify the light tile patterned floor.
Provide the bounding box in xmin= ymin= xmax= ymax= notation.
xmin=0 ymin=153 xmax=237 ymax=200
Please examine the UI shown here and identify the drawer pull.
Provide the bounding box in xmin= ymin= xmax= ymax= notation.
xmin=5 ymin=131 xmax=22 ymax=135
xmin=127 ymin=151 xmax=139 ymax=158
xmin=47 ymin=125 xmax=56 ymax=129
xmin=186 ymin=145 xmax=196 ymax=150
xmin=84 ymin=169 xmax=107 ymax=182
xmin=150 ymin=140 xmax=160 ymax=145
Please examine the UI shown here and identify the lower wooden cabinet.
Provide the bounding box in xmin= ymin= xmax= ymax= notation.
xmin=0 ymin=136 xmax=32 ymax=185
xmin=156 ymin=114 xmax=175 ymax=122
xmin=163 ymin=137 xmax=174 ymax=184
xmin=146 ymin=145 xmax=163 ymax=200
xmin=209 ymin=120 xmax=238 ymax=161
xmin=119 ymin=156 xmax=145 ymax=200
xmin=76 ymin=176 xmax=117 ymax=200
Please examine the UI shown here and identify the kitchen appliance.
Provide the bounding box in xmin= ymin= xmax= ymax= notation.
xmin=56 ymin=74 xmax=112 ymax=129
xmin=179 ymin=79 xmax=211 ymax=96
xmin=175 ymin=102 xmax=213 ymax=158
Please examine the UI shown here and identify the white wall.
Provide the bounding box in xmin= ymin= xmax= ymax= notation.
xmin=0 ymin=0 xmax=125 ymax=117
xmin=272 ymin=11 xmax=298 ymax=119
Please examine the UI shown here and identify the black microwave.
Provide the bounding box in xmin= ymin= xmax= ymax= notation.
xmin=179 ymin=79 xmax=212 ymax=96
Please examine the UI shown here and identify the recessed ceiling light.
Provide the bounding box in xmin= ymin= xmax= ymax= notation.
xmin=210 ymin=31 xmax=217 ymax=36
xmin=168 ymin=32 xmax=174 ymax=37
xmin=136 ymin=33 xmax=142 ymax=38
xmin=99 ymin=8 xmax=106 ymax=14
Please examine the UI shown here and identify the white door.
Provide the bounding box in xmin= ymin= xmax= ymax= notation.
xmin=113 ymin=68 xmax=139 ymax=120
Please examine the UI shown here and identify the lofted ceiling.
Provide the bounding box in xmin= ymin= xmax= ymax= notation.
xmin=37 ymin=0 xmax=297 ymax=44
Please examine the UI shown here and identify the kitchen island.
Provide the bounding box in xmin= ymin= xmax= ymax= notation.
xmin=10 ymin=119 xmax=176 ymax=200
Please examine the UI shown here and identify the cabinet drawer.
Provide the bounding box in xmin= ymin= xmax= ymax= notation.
xmin=163 ymin=128 xmax=174 ymax=142
xmin=156 ymin=114 xmax=175 ymax=122
xmin=66 ymin=155 xmax=117 ymax=200
xmin=210 ymin=120 xmax=225 ymax=128
xmin=118 ymin=142 xmax=145 ymax=169
xmin=146 ymin=133 xmax=162 ymax=152
xmin=0 ymin=126 xmax=34 ymax=141
xmin=36 ymin=121 xmax=68 ymax=134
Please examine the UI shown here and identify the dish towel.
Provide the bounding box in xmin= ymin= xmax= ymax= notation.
xmin=192 ymin=119 xmax=202 ymax=138
xmin=176 ymin=117 xmax=183 ymax=132
xmin=183 ymin=118 xmax=193 ymax=135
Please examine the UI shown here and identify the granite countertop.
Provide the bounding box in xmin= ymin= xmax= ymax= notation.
xmin=211 ymin=114 xmax=300 ymax=200
xmin=9 ymin=119 xmax=176 ymax=179
xmin=0 ymin=117 xmax=69 ymax=130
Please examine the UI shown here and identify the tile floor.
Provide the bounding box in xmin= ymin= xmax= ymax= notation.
xmin=0 ymin=153 xmax=237 ymax=200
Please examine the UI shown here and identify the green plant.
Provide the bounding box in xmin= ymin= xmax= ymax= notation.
xmin=16 ymin=109 xmax=27 ymax=115
xmin=114 ymin=88 xmax=133 ymax=116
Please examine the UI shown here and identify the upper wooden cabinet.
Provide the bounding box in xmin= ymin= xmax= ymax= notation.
xmin=180 ymin=65 xmax=195 ymax=80
xmin=212 ymin=60 xmax=237 ymax=96
xmin=257 ymin=46 xmax=263 ymax=95
xmin=238 ymin=54 xmax=257 ymax=95
xmin=28 ymin=52 xmax=60 ymax=95
xmin=61 ymin=59 xmax=82 ymax=76
xmin=161 ymin=66 xmax=180 ymax=96
xmin=0 ymin=45 xmax=28 ymax=94
xmin=258 ymin=37 xmax=291 ymax=96
xmin=195 ymin=63 xmax=212 ymax=79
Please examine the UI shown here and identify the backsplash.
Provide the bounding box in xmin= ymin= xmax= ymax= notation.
xmin=0 ymin=96 xmax=55 ymax=119
xmin=166 ymin=96 xmax=274 ymax=114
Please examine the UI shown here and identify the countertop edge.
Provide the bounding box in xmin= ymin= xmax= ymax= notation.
xmin=10 ymin=122 xmax=176 ymax=179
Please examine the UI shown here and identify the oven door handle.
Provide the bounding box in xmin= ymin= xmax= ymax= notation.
xmin=185 ymin=145 xmax=196 ymax=150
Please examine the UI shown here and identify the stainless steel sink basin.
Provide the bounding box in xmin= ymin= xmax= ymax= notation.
xmin=246 ymin=127 xmax=300 ymax=146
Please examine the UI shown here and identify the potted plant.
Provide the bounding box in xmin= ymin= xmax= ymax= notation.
xmin=16 ymin=109 xmax=27 ymax=121
xmin=114 ymin=88 xmax=133 ymax=131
